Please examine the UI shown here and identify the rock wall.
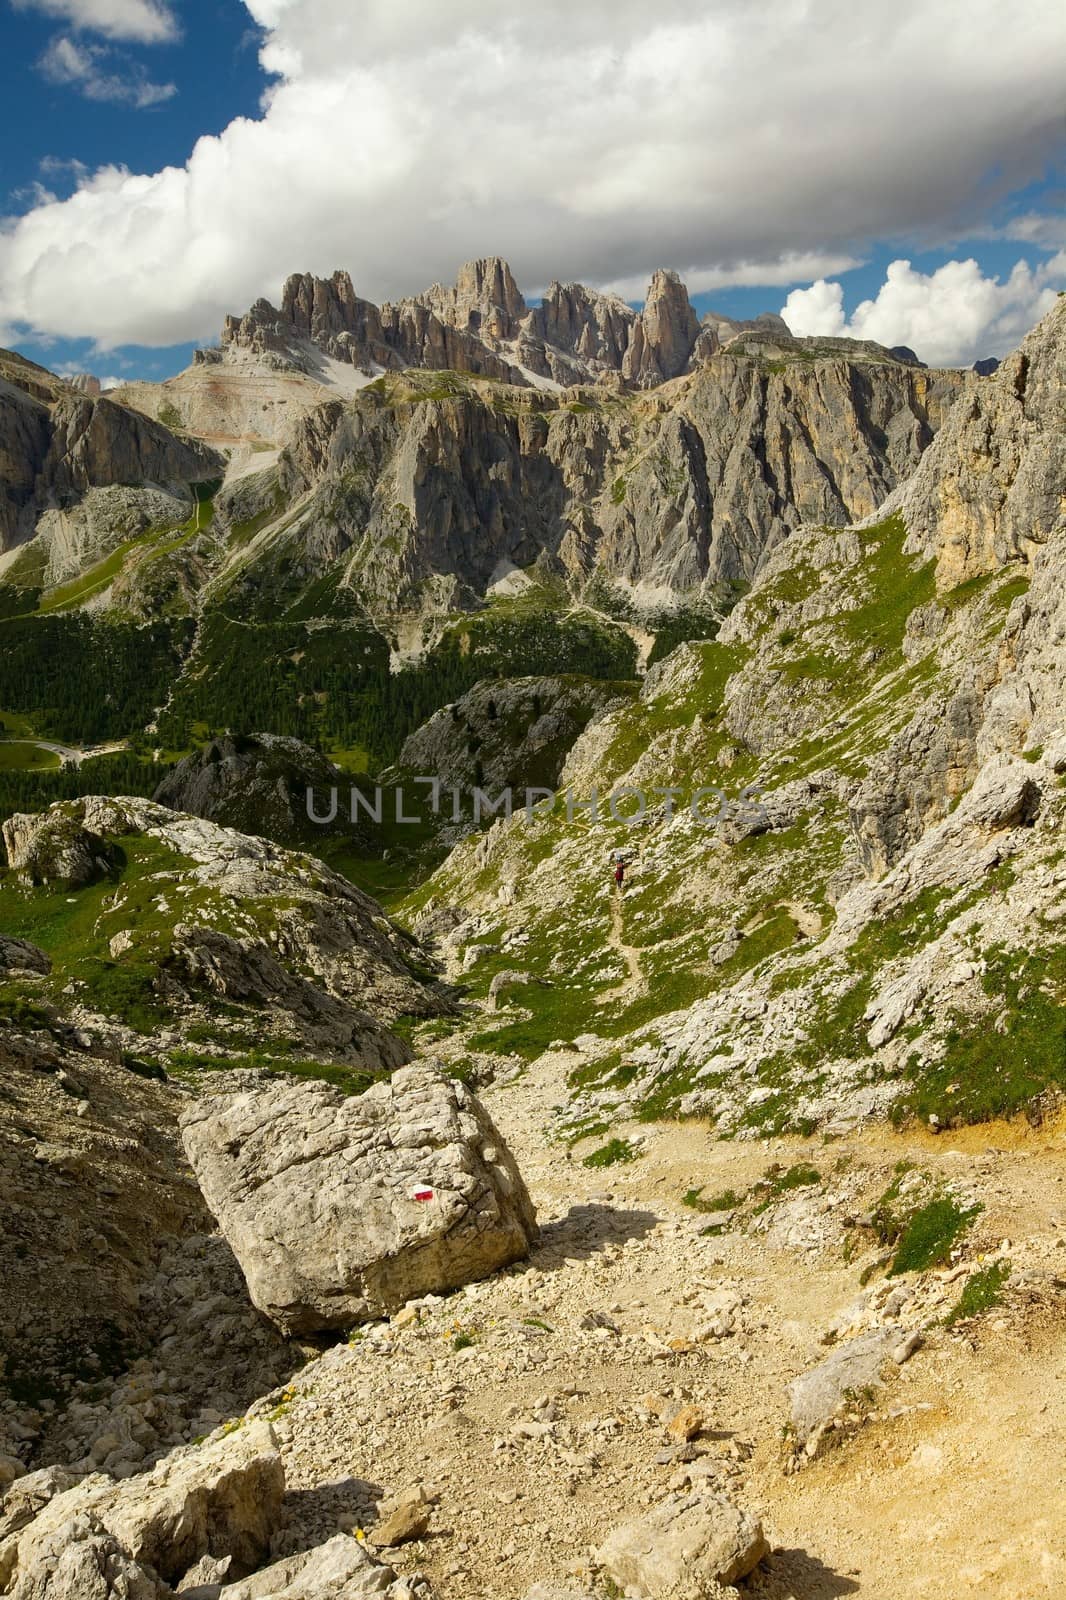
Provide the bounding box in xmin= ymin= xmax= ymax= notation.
xmin=270 ymin=350 xmax=961 ymax=608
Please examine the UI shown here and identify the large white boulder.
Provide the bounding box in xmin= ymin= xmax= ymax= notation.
xmin=180 ymin=1063 xmax=537 ymax=1335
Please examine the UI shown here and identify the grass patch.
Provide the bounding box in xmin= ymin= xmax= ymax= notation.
xmin=0 ymin=740 xmax=60 ymax=771
xmin=945 ymin=1260 xmax=1011 ymax=1327
xmin=683 ymin=1185 xmax=743 ymax=1213
xmin=582 ymin=1137 xmax=640 ymax=1168
xmin=872 ymin=1171 xmax=981 ymax=1276
xmin=894 ymin=943 xmax=1066 ymax=1126
xmin=751 ymin=1162 xmax=821 ymax=1213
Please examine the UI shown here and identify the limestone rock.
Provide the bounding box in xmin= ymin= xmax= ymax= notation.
xmin=398 ymin=676 xmax=628 ymax=797
xmin=0 ymin=1470 xmax=78 ymax=1542
xmin=622 ymin=270 xmax=701 ymax=386
xmin=0 ymin=1027 xmax=206 ymax=1393
xmin=0 ymin=938 xmax=50 ymax=975
xmin=892 ymin=296 xmax=1065 ymax=586
xmin=1 ymin=795 xmax=452 ymax=1051
xmin=153 ymin=735 xmax=342 ymax=846
xmin=164 ymin=925 xmax=405 ymax=1072
xmin=2 ymin=809 xmax=120 ymax=890
xmin=5 ymin=1514 xmax=165 ymax=1600
xmin=180 ymin=1063 xmax=537 ymax=1334
xmin=595 ymin=1491 xmax=769 ymax=1596
xmin=0 ymin=1422 xmax=282 ymax=1592
xmin=272 ymin=348 xmax=960 ymax=612
xmin=217 ymin=1535 xmax=429 ymax=1600
xmin=0 ymin=351 xmax=221 ymax=553
xmin=787 ymin=1327 xmax=899 ymax=1444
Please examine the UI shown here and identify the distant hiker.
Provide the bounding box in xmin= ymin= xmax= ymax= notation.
xmin=614 ymin=858 xmax=625 ymax=890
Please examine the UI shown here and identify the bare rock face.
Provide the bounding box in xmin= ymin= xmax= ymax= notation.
xmin=223 ymin=267 xmax=521 ymax=385
xmin=180 ymin=1063 xmax=537 ymax=1335
xmin=0 ymin=937 xmax=50 ymax=975
xmin=4 ymin=1515 xmax=165 ymax=1600
xmin=398 ymin=675 xmax=628 ymax=795
xmin=1 ymin=796 xmax=452 ymax=1053
xmin=42 ymin=398 xmax=221 ymax=504
xmin=523 ymin=281 xmax=636 ymax=381
xmin=2 ymin=807 xmax=120 ymax=890
xmin=0 ymin=1422 xmax=283 ymax=1594
xmin=622 ymin=269 xmax=701 ymax=386
xmin=0 ymin=379 xmax=50 ymax=550
xmin=892 ymin=295 xmax=1065 ymax=586
xmin=787 ymin=1327 xmax=900 ymax=1445
xmin=0 ymin=1027 xmax=208 ymax=1428
xmin=274 ymin=351 xmax=960 ymax=610
xmin=595 ymin=1491 xmax=769 ymax=1597
xmin=0 ymin=350 xmax=222 ymax=552
xmin=153 ymin=734 xmax=341 ymax=846
xmin=420 ymin=256 xmax=527 ymax=340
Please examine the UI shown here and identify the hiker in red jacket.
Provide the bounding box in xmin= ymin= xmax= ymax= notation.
xmin=614 ymin=857 xmax=625 ymax=890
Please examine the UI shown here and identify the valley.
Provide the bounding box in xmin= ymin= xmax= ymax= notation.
xmin=0 ymin=259 xmax=1062 ymax=1600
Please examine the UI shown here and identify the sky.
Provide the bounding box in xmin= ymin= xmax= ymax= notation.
xmin=0 ymin=0 xmax=1064 ymax=383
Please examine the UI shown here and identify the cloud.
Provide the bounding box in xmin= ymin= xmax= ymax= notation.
xmin=11 ymin=0 xmax=178 ymax=43
xmin=600 ymin=252 xmax=865 ymax=301
xmin=39 ymin=33 xmax=176 ymax=106
xmin=2 ymin=0 xmax=1065 ymax=348
xmin=781 ymin=253 xmax=1066 ymax=366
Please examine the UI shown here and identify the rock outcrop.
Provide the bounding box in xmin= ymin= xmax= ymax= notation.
xmin=0 ymin=359 xmax=222 ymax=553
xmin=1 ymin=796 xmax=452 ymax=1065
xmin=153 ymin=734 xmax=342 ymax=846
xmin=215 ymin=257 xmax=933 ymax=398
xmin=0 ymin=1422 xmax=283 ymax=1593
xmin=398 ymin=676 xmax=630 ymax=795
xmin=265 ymin=349 xmax=961 ymax=612
xmin=891 ymin=294 xmax=1065 ymax=585
xmin=218 ymin=1535 xmax=431 ymax=1600
xmin=180 ymin=1063 xmax=537 ymax=1334
xmin=595 ymin=1492 xmax=769 ymax=1597
xmin=0 ymin=1026 xmax=208 ymax=1451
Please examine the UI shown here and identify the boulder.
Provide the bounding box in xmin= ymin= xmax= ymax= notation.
xmin=1 ymin=808 xmax=119 ymax=890
xmin=153 ymin=735 xmax=341 ymax=846
xmin=0 ymin=1422 xmax=283 ymax=1592
xmin=180 ymin=1063 xmax=537 ymax=1335
xmin=595 ymin=1491 xmax=769 ymax=1597
xmin=0 ymin=1469 xmax=77 ymax=1542
xmin=0 ymin=939 xmax=50 ymax=976
xmin=956 ymin=756 xmax=1041 ymax=831
xmin=787 ymin=1326 xmax=899 ymax=1445
xmin=6 ymin=1514 xmax=165 ymax=1600
xmin=217 ymin=1534 xmax=430 ymax=1599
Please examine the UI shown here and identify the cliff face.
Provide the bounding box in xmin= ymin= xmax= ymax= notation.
xmin=0 ymin=381 xmax=50 ymax=550
xmin=891 ymin=297 xmax=1066 ymax=585
xmin=42 ymin=396 xmax=222 ymax=500
xmin=263 ymin=347 xmax=962 ymax=610
xmin=0 ymin=362 xmax=224 ymax=553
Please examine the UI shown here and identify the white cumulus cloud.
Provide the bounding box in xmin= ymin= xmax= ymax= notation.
xmin=39 ymin=34 xmax=176 ymax=106
xmin=781 ymin=254 xmax=1066 ymax=366
xmin=2 ymin=0 xmax=1065 ymax=349
xmin=11 ymin=0 xmax=178 ymax=43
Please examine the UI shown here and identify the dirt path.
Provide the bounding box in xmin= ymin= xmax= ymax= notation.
xmin=273 ymin=1051 xmax=1066 ymax=1600
xmin=604 ymin=886 xmax=644 ymax=998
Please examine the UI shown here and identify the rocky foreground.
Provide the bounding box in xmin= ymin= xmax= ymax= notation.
xmin=3 ymin=1040 xmax=1065 ymax=1599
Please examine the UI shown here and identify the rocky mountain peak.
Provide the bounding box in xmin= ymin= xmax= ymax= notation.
xmin=624 ymin=267 xmax=702 ymax=383
xmin=420 ymin=256 xmax=527 ymax=339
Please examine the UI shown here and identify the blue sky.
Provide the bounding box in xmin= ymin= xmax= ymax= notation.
xmin=1 ymin=0 xmax=266 ymax=381
xmin=1 ymin=0 xmax=1064 ymax=379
